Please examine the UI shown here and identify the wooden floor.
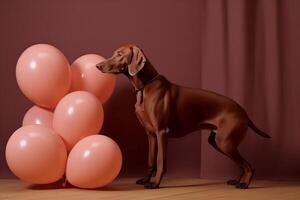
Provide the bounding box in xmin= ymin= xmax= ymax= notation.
xmin=1 ymin=178 xmax=300 ymax=200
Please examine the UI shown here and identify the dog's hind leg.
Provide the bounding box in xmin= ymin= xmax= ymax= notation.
xmin=221 ymin=146 xmax=254 ymax=189
xmin=208 ymin=131 xmax=224 ymax=154
xmin=215 ymin=124 xmax=254 ymax=189
xmin=208 ymin=131 xmax=244 ymax=186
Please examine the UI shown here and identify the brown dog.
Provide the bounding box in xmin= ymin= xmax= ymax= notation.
xmin=96 ymin=44 xmax=270 ymax=189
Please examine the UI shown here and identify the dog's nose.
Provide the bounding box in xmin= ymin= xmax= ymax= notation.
xmin=96 ymin=63 xmax=103 ymax=70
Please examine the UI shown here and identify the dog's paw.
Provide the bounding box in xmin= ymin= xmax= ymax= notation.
xmin=227 ymin=179 xmax=239 ymax=185
xmin=136 ymin=177 xmax=150 ymax=185
xmin=144 ymin=182 xmax=159 ymax=189
xmin=235 ymin=182 xmax=249 ymax=189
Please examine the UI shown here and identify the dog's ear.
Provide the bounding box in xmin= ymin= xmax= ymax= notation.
xmin=128 ymin=46 xmax=146 ymax=76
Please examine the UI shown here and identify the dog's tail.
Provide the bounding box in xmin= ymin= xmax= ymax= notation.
xmin=248 ymin=119 xmax=271 ymax=138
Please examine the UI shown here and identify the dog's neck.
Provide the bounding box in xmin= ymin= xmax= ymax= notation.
xmin=127 ymin=60 xmax=159 ymax=92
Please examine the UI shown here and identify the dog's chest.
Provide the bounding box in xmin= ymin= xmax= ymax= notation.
xmin=135 ymin=91 xmax=156 ymax=132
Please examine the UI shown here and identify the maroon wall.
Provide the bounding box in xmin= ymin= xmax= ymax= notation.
xmin=1 ymin=0 xmax=299 ymax=181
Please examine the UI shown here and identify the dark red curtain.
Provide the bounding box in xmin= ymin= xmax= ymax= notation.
xmin=0 ymin=0 xmax=299 ymax=180
xmin=199 ymin=0 xmax=300 ymax=180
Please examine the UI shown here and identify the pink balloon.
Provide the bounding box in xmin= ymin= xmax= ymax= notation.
xmin=66 ymin=135 xmax=122 ymax=188
xmin=70 ymin=54 xmax=116 ymax=103
xmin=5 ymin=125 xmax=67 ymax=184
xmin=16 ymin=44 xmax=71 ymax=109
xmin=53 ymin=91 xmax=104 ymax=151
xmin=22 ymin=105 xmax=53 ymax=128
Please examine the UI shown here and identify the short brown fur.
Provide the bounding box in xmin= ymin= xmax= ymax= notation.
xmin=96 ymin=45 xmax=270 ymax=189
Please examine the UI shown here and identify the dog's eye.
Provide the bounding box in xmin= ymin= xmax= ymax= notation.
xmin=114 ymin=52 xmax=122 ymax=57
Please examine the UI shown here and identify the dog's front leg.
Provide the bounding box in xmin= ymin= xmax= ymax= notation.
xmin=144 ymin=128 xmax=168 ymax=189
xmin=136 ymin=132 xmax=157 ymax=185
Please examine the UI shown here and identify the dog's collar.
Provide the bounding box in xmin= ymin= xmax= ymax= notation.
xmin=133 ymin=73 xmax=160 ymax=108
xmin=133 ymin=73 xmax=160 ymax=94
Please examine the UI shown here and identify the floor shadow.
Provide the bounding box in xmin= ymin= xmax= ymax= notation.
xmin=161 ymin=181 xmax=224 ymax=189
xmin=27 ymin=178 xmax=144 ymax=191
xmin=247 ymin=183 xmax=300 ymax=190
xmin=248 ymin=186 xmax=267 ymax=189
xmin=24 ymin=179 xmax=300 ymax=191
xmin=27 ymin=180 xmax=72 ymax=190
xmin=28 ymin=182 xmax=144 ymax=191
xmin=85 ymin=183 xmax=144 ymax=191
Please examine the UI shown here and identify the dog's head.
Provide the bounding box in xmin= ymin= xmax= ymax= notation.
xmin=96 ymin=44 xmax=146 ymax=76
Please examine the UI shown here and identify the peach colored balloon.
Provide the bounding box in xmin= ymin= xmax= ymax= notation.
xmin=16 ymin=44 xmax=71 ymax=109
xmin=70 ymin=54 xmax=116 ymax=103
xmin=5 ymin=125 xmax=67 ymax=184
xmin=53 ymin=91 xmax=104 ymax=151
xmin=66 ymin=135 xmax=122 ymax=188
xmin=22 ymin=105 xmax=54 ymax=128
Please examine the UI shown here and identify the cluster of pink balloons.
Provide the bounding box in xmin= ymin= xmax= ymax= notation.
xmin=6 ymin=44 xmax=122 ymax=189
